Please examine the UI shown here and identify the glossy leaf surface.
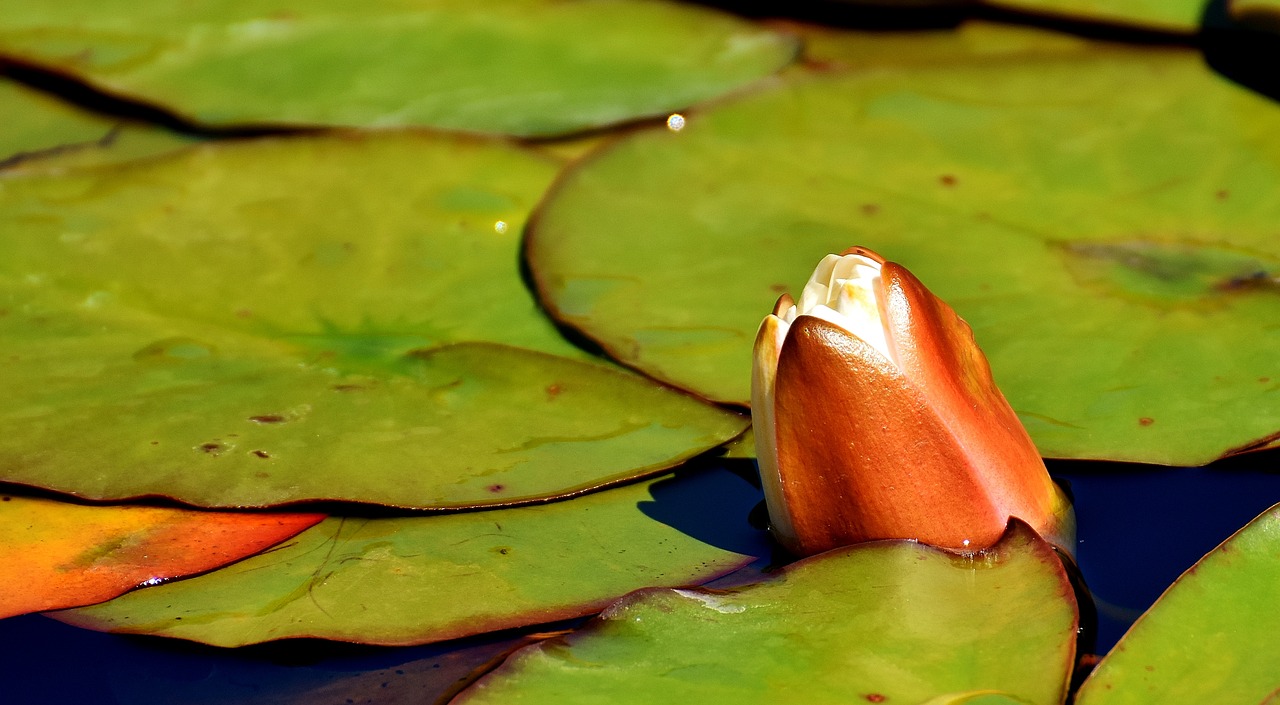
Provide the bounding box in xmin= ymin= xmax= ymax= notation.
xmin=0 ymin=0 xmax=796 ymax=137
xmin=528 ymin=42 xmax=1280 ymax=465
xmin=0 ymin=494 xmax=321 ymax=618
xmin=0 ymin=132 xmax=746 ymax=508
xmin=0 ymin=79 xmax=189 ymax=169
xmin=455 ymin=523 xmax=1076 ymax=705
xmin=1075 ymin=502 xmax=1280 ymax=705
xmin=54 ymin=467 xmax=767 ymax=647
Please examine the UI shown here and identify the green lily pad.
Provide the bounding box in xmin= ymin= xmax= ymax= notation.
xmin=52 ymin=466 xmax=767 ymax=647
xmin=795 ymin=20 xmax=1096 ymax=72
xmin=0 ymin=0 xmax=796 ymax=137
xmin=0 ymin=78 xmax=189 ymax=169
xmin=983 ymin=0 xmax=1205 ymax=33
xmin=1075 ymin=502 xmax=1280 ymax=704
xmin=527 ymin=42 xmax=1280 ymax=465
xmin=453 ymin=522 xmax=1076 ymax=705
xmin=0 ymin=131 xmax=746 ymax=508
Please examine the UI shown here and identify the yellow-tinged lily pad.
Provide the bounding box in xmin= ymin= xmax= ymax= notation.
xmin=1075 ymin=502 xmax=1280 ymax=704
xmin=983 ymin=0 xmax=1205 ymax=33
xmin=0 ymin=131 xmax=746 ymax=508
xmin=52 ymin=467 xmax=766 ymax=647
xmin=0 ymin=493 xmax=322 ymax=618
xmin=453 ymin=522 xmax=1076 ymax=705
xmin=0 ymin=78 xmax=190 ymax=170
xmin=527 ymin=39 xmax=1280 ymax=465
xmin=0 ymin=0 xmax=796 ymax=137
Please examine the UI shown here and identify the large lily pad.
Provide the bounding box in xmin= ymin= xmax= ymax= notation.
xmin=0 ymin=131 xmax=746 ymax=508
xmin=454 ymin=523 xmax=1076 ymax=705
xmin=794 ymin=20 xmax=1096 ymax=72
xmin=1075 ymin=502 xmax=1280 ymax=704
xmin=0 ymin=493 xmax=321 ymax=618
xmin=0 ymin=78 xmax=189 ymax=169
xmin=527 ymin=41 xmax=1280 ymax=465
xmin=52 ymin=466 xmax=767 ymax=647
xmin=0 ymin=0 xmax=796 ymax=137
xmin=983 ymin=0 xmax=1205 ymax=33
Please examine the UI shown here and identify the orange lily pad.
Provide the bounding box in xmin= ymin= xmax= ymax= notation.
xmin=0 ymin=492 xmax=322 ymax=618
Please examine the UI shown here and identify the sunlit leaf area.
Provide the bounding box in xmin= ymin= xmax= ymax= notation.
xmin=2 ymin=0 xmax=1279 ymax=703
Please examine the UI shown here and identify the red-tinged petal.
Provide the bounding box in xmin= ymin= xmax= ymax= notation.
xmin=773 ymin=316 xmax=1017 ymax=555
xmin=0 ymin=495 xmax=324 ymax=618
xmin=879 ymin=262 xmax=1062 ymax=541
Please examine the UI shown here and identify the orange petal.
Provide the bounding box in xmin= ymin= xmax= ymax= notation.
xmin=879 ymin=262 xmax=1061 ymax=537
xmin=0 ymin=494 xmax=323 ymax=618
xmin=773 ymin=316 xmax=1016 ymax=555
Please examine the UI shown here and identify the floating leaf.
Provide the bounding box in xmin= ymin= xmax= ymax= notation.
xmin=454 ymin=523 xmax=1076 ymax=705
xmin=795 ymin=20 xmax=1096 ymax=72
xmin=0 ymin=494 xmax=321 ymax=618
xmin=0 ymin=78 xmax=189 ymax=169
xmin=53 ymin=466 xmax=767 ymax=647
xmin=983 ymin=0 xmax=1205 ymax=33
xmin=1075 ymin=502 xmax=1280 ymax=704
xmin=527 ymin=41 xmax=1280 ymax=465
xmin=0 ymin=0 xmax=796 ymax=137
xmin=0 ymin=131 xmax=746 ymax=507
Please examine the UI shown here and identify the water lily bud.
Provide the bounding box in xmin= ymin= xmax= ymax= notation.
xmin=752 ymin=247 xmax=1073 ymax=557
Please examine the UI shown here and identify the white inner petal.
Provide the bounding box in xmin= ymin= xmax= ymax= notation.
xmin=792 ymin=253 xmax=890 ymax=361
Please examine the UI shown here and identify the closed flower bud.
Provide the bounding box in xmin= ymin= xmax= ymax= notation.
xmin=752 ymin=247 xmax=1073 ymax=557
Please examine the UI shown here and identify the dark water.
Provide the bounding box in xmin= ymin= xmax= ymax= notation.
xmin=4 ymin=451 xmax=1280 ymax=704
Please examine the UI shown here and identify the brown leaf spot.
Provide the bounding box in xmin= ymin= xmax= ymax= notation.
xmin=235 ymin=309 xmax=254 ymax=318
xmin=770 ymin=283 xmax=789 ymax=293
xmin=860 ymin=203 xmax=880 ymax=215
xmin=199 ymin=442 xmax=224 ymax=454
xmin=865 ymin=695 xmax=887 ymax=703
xmin=939 ymin=174 xmax=957 ymax=187
xmin=249 ymin=414 xmax=286 ymax=424
xmin=488 ymin=484 xmax=506 ymax=493
xmin=1261 ymin=377 xmax=1272 ymax=383
xmin=546 ymin=383 xmax=562 ymax=398
xmin=252 ymin=450 xmax=271 ymax=459
xmin=1138 ymin=417 xmax=1155 ymax=426
xmin=1216 ymin=189 xmax=1229 ymax=200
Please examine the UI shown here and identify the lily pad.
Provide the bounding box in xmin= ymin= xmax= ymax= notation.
xmin=527 ymin=43 xmax=1280 ymax=465
xmin=453 ymin=522 xmax=1076 ymax=705
xmin=1075 ymin=502 xmax=1280 ymax=704
xmin=0 ymin=78 xmax=190 ymax=169
xmin=0 ymin=493 xmax=321 ymax=618
xmin=795 ymin=20 xmax=1096 ymax=72
xmin=0 ymin=0 xmax=796 ymax=137
xmin=983 ymin=0 xmax=1205 ymax=33
xmin=0 ymin=131 xmax=747 ymax=508
xmin=52 ymin=466 xmax=767 ymax=647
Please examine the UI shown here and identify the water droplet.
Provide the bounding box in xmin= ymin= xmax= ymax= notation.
xmin=494 ymin=220 xmax=509 ymax=234
xmin=666 ymin=113 xmax=686 ymax=132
